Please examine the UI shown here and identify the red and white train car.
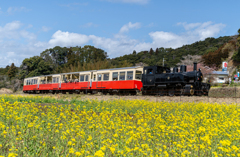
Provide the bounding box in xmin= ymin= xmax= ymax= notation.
xmin=23 ymin=66 xmax=143 ymax=95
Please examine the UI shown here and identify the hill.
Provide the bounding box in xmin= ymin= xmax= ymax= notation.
xmin=111 ymin=36 xmax=233 ymax=68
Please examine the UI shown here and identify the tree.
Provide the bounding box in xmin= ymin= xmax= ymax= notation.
xmin=133 ymin=50 xmax=136 ymax=55
xmin=19 ymin=56 xmax=53 ymax=79
xmin=40 ymin=46 xmax=68 ymax=72
xmin=237 ymin=28 xmax=240 ymax=48
xmin=149 ymin=48 xmax=153 ymax=55
xmin=201 ymin=42 xmax=231 ymax=68
xmin=66 ymin=47 xmax=76 ymax=67
xmin=155 ymin=48 xmax=159 ymax=55
xmin=177 ymin=55 xmax=202 ymax=66
xmin=7 ymin=63 xmax=18 ymax=79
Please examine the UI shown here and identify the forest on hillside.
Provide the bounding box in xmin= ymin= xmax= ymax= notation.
xmin=0 ymin=29 xmax=240 ymax=85
xmin=112 ymin=36 xmax=232 ymax=67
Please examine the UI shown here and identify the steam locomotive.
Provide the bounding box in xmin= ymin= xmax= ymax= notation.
xmin=141 ymin=62 xmax=210 ymax=96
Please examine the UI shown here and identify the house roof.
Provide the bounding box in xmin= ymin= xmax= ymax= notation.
xmin=211 ymin=71 xmax=228 ymax=75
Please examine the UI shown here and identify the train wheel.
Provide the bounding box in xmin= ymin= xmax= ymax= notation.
xmin=83 ymin=90 xmax=88 ymax=94
xmin=130 ymin=91 xmax=137 ymax=95
xmin=190 ymin=88 xmax=194 ymax=96
xmin=102 ymin=91 xmax=108 ymax=95
xmin=142 ymin=90 xmax=147 ymax=95
xmin=196 ymin=87 xmax=203 ymax=96
xmin=204 ymin=85 xmax=210 ymax=96
xmin=168 ymin=88 xmax=175 ymax=96
xmin=159 ymin=89 xmax=165 ymax=96
xmin=175 ymin=87 xmax=183 ymax=96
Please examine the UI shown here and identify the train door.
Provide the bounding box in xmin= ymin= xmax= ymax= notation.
xmin=85 ymin=74 xmax=90 ymax=89
xmin=33 ymin=78 xmax=38 ymax=90
xmin=96 ymin=73 xmax=102 ymax=88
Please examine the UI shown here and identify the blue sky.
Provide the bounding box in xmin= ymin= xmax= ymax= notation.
xmin=0 ymin=0 xmax=239 ymax=67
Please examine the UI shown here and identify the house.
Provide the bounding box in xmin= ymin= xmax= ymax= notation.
xmin=204 ymin=71 xmax=229 ymax=84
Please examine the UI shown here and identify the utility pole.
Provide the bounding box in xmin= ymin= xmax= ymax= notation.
xmin=163 ymin=58 xmax=164 ymax=67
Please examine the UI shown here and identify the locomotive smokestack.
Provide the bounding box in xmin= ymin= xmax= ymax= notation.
xmin=173 ymin=67 xmax=178 ymax=73
xmin=193 ymin=62 xmax=197 ymax=71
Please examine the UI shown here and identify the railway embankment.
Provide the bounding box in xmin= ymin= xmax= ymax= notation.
xmin=208 ymin=86 xmax=240 ymax=98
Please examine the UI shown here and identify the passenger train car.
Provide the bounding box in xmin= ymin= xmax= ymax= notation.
xmin=23 ymin=66 xmax=143 ymax=95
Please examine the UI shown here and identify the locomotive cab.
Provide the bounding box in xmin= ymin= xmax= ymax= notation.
xmin=142 ymin=66 xmax=171 ymax=86
xmin=142 ymin=66 xmax=156 ymax=86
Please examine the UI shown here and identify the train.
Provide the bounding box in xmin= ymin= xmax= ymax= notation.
xmin=142 ymin=62 xmax=210 ymax=96
xmin=23 ymin=62 xmax=210 ymax=96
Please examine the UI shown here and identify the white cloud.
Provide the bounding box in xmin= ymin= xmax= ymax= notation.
xmin=7 ymin=7 xmax=30 ymax=14
xmin=48 ymin=30 xmax=90 ymax=47
xmin=119 ymin=22 xmax=141 ymax=33
xmin=177 ymin=21 xmax=226 ymax=40
xmin=103 ymin=0 xmax=150 ymax=4
xmin=0 ymin=21 xmax=40 ymax=67
xmin=0 ymin=21 xmax=36 ymax=40
xmin=41 ymin=26 xmax=51 ymax=32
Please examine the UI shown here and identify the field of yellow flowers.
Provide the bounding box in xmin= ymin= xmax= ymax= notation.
xmin=0 ymin=94 xmax=240 ymax=157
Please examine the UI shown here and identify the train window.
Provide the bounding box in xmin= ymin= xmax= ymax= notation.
xmin=72 ymin=74 xmax=79 ymax=82
xmin=147 ymin=69 xmax=153 ymax=74
xmin=53 ymin=77 xmax=59 ymax=83
xmin=103 ymin=73 xmax=109 ymax=81
xmin=112 ymin=72 xmax=118 ymax=81
xmin=47 ymin=76 xmax=52 ymax=84
xmin=80 ymin=75 xmax=84 ymax=82
xmin=93 ymin=74 xmax=96 ymax=81
xmin=85 ymin=75 xmax=89 ymax=81
xmin=127 ymin=71 xmax=133 ymax=80
xmin=41 ymin=78 xmax=45 ymax=84
xmin=135 ymin=71 xmax=142 ymax=80
xmin=98 ymin=74 xmax=102 ymax=81
xmin=119 ymin=72 xmax=125 ymax=80
xmin=62 ymin=75 xmax=66 ymax=83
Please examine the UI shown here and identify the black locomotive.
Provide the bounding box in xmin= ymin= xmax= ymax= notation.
xmin=141 ymin=62 xmax=210 ymax=96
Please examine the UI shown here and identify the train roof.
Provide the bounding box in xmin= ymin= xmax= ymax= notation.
xmin=24 ymin=66 xmax=143 ymax=79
